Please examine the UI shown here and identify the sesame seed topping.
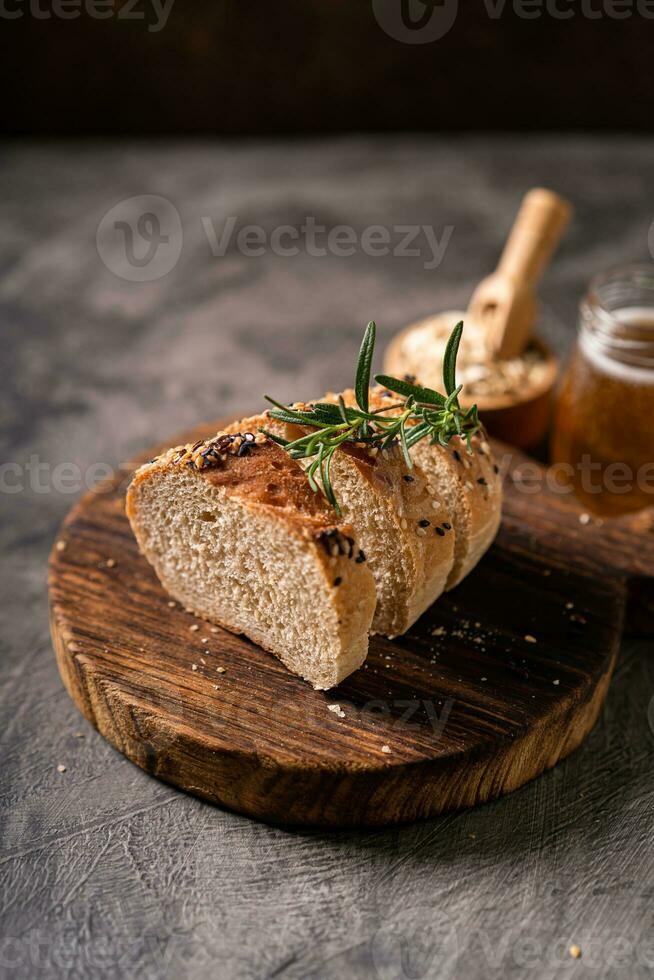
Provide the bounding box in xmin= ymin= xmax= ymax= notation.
xmin=525 ymin=634 xmax=537 ymax=643
xmin=333 ymin=576 xmax=342 ymax=586
xmin=402 ymin=474 xmax=415 ymax=482
xmin=418 ymin=519 xmax=430 ymax=527
xmin=435 ymin=527 xmax=445 ymax=536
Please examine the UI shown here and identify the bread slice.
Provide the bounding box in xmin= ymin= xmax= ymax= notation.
xmin=227 ymin=408 xmax=456 ymax=638
xmin=367 ymin=386 xmax=502 ymax=589
xmin=126 ymin=431 xmax=376 ymax=689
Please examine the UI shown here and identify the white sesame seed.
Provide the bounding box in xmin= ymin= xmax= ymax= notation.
xmin=189 ymin=624 xmax=200 ymax=632
xmin=57 ymin=764 xmax=66 ymax=773
xmin=579 ymin=512 xmax=591 ymax=525
xmin=381 ymin=745 xmax=391 ymax=754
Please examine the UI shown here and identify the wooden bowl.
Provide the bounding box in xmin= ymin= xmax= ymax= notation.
xmin=383 ymin=318 xmax=559 ymax=450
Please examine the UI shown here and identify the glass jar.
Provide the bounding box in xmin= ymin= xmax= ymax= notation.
xmin=551 ymin=264 xmax=654 ymax=516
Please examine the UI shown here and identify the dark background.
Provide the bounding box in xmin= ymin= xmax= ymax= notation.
xmin=3 ymin=0 xmax=653 ymax=136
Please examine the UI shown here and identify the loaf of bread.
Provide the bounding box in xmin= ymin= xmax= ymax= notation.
xmin=126 ymin=431 xmax=377 ymax=690
xmin=127 ymin=391 xmax=502 ymax=688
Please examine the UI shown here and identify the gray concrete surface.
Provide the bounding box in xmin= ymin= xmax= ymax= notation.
xmin=1 ymin=137 xmax=653 ymax=979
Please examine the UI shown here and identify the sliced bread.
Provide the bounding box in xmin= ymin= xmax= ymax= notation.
xmin=226 ymin=408 xmax=456 ymax=637
xmin=126 ymin=431 xmax=377 ymax=689
xmin=366 ymin=386 xmax=503 ymax=589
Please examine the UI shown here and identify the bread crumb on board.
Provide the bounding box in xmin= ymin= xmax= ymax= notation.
xmin=381 ymin=745 xmax=392 ymax=754
xmin=328 ymin=704 xmax=345 ymax=719
xmin=56 ymin=764 xmax=67 ymax=773
xmin=524 ymin=634 xmax=537 ymax=644
xmin=569 ymin=945 xmax=582 ymax=959
xmin=55 ymin=539 xmax=67 ymax=552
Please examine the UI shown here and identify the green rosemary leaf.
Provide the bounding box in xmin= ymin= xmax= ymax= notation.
xmin=306 ymin=456 xmax=321 ymax=493
xmin=337 ymin=395 xmax=349 ymax=424
xmin=399 ymin=419 xmax=413 ymax=469
xmin=259 ymin=428 xmax=289 ymax=447
xmin=355 ymin=320 xmax=376 ymax=413
xmin=320 ymin=448 xmax=339 ymax=514
xmin=443 ymin=320 xmax=463 ymax=397
xmin=404 ymin=421 xmax=431 ymax=448
xmin=374 ymin=375 xmax=446 ymax=407
xmin=310 ymin=403 xmax=347 ymax=425
xmin=267 ymin=406 xmax=320 ymax=426
xmin=445 ymin=384 xmax=463 ymax=411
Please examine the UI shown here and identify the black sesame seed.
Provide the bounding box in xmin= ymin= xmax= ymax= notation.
xmin=477 ymin=477 xmax=487 ymax=486
xmin=237 ymin=442 xmax=251 ymax=457
xmin=478 ymin=446 xmax=485 ymax=455
xmin=403 ymin=474 xmax=415 ymax=482
xmin=333 ymin=576 xmax=342 ymax=587
xmin=442 ymin=522 xmax=452 ymax=530
xmin=355 ymin=550 xmax=366 ymax=563
xmin=418 ymin=519 xmax=430 ymax=527
xmin=493 ymin=464 xmax=500 ymax=474
xmin=453 ymin=450 xmax=461 ymax=462
xmin=436 ymin=527 xmax=446 ymax=536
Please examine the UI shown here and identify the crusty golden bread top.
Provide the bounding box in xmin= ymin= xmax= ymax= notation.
xmin=128 ymin=429 xmax=367 ymax=561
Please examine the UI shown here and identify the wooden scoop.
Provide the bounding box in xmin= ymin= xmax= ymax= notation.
xmin=467 ymin=188 xmax=572 ymax=359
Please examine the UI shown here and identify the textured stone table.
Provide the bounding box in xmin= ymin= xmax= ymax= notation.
xmin=1 ymin=138 xmax=653 ymax=979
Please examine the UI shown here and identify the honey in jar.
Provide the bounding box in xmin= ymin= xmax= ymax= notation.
xmin=551 ymin=265 xmax=654 ymax=516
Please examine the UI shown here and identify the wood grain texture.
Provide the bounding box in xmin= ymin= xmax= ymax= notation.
xmin=48 ymin=424 xmax=636 ymax=827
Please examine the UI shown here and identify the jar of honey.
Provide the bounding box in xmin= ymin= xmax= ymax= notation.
xmin=551 ymin=265 xmax=654 ymax=516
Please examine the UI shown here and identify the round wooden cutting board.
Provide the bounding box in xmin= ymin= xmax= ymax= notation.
xmin=49 ymin=424 xmax=652 ymax=827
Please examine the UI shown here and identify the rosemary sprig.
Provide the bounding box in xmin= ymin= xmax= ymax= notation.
xmin=262 ymin=319 xmax=480 ymax=512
